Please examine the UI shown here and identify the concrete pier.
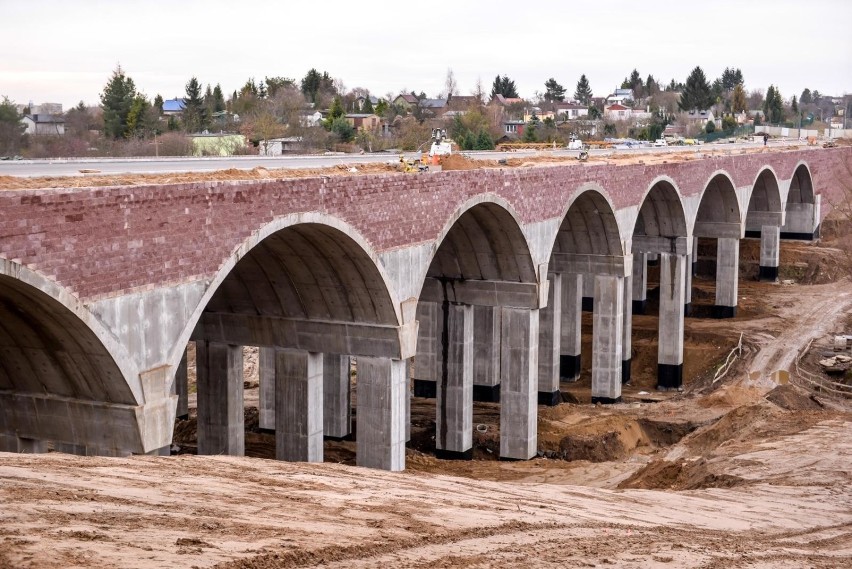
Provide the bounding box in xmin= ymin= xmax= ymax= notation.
xmin=0 ymin=435 xmax=46 ymax=453
xmin=323 ymin=354 xmax=351 ymax=439
xmin=356 ymin=357 xmax=407 ymax=471
xmin=622 ymin=273 xmax=632 ymax=384
xmin=499 ymin=307 xmax=539 ymax=460
xmin=632 ymin=252 xmax=647 ymax=314
xmin=684 ymin=250 xmax=693 ymax=316
xmin=591 ymin=275 xmax=624 ymax=403
xmin=658 ymin=253 xmax=686 ymax=390
xmin=436 ymin=303 xmax=474 ymax=459
xmin=537 ymin=273 xmax=562 ymax=405
xmin=196 ymin=341 xmax=245 ymax=456
xmin=275 ymin=350 xmax=323 ymax=463
xmin=759 ymin=225 xmax=780 ymax=281
xmin=473 ymin=305 xmax=501 ymax=402
xmin=560 ymin=273 xmax=583 ymax=381
xmin=714 ymin=238 xmax=740 ymax=318
xmin=258 ymin=346 xmax=275 ymax=431
xmin=413 ymin=301 xmax=440 ymax=398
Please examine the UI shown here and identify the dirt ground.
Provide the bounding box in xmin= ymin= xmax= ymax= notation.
xmin=2 ymin=213 xmax=852 ymax=567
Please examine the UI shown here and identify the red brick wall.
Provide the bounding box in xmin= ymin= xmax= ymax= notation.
xmin=1 ymin=148 xmax=849 ymax=301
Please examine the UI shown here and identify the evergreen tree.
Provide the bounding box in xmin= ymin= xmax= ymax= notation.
xmin=574 ymin=74 xmax=593 ymax=105
xmin=125 ymin=94 xmax=152 ymax=138
xmin=153 ymin=94 xmax=164 ymax=115
xmin=522 ymin=112 xmax=539 ymax=142
xmin=678 ymin=66 xmax=713 ymax=111
xmin=100 ymin=65 xmax=138 ymax=139
xmin=705 ymin=120 xmax=716 ymax=134
xmin=791 ymin=95 xmax=798 ymax=116
xmin=324 ymin=96 xmax=345 ymax=130
xmin=800 ymin=88 xmax=812 ymax=105
xmin=361 ymin=97 xmax=374 ymax=113
xmin=731 ymin=84 xmax=747 ymax=114
xmin=0 ymin=96 xmax=26 ymax=155
xmin=628 ymin=68 xmax=643 ymax=98
xmin=645 ymin=74 xmax=658 ymax=96
xmin=490 ymin=75 xmax=518 ymax=98
xmin=475 ymin=130 xmax=494 ymax=150
xmin=720 ymin=67 xmax=744 ymax=90
xmin=543 ymin=78 xmax=566 ymax=102
xmin=264 ymin=76 xmax=294 ymax=98
xmin=183 ymin=76 xmax=208 ymax=133
xmin=301 ymin=68 xmax=335 ymax=104
xmin=212 ymin=84 xmax=225 ymax=112
xmin=763 ymin=85 xmax=784 ymax=124
xmin=812 ymin=90 xmax=821 ymax=102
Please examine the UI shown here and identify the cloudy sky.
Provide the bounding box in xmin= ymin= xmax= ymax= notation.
xmin=2 ymin=0 xmax=850 ymax=109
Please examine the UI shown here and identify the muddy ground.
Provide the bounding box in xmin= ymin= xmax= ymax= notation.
xmin=2 ymin=220 xmax=852 ymax=567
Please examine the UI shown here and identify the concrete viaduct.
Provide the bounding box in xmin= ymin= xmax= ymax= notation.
xmin=0 ymin=148 xmax=848 ymax=471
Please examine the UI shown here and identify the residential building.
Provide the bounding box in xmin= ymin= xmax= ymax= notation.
xmin=553 ymin=102 xmax=589 ymax=120
xmin=162 ymin=98 xmax=186 ymax=116
xmin=259 ymin=136 xmax=304 ymax=156
xmin=393 ymin=94 xmax=419 ymax=111
xmin=22 ymin=114 xmax=65 ymax=135
xmin=447 ymin=95 xmax=480 ymax=111
xmin=345 ymin=113 xmax=381 ymax=131
xmin=685 ymin=109 xmax=714 ymax=126
xmin=604 ymin=104 xmax=632 ymax=121
xmin=606 ymin=88 xmax=634 ymax=106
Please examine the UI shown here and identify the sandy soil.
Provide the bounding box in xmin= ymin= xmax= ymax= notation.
xmin=2 ymin=214 xmax=852 ymax=568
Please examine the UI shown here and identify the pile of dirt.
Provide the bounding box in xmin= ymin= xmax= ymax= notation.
xmin=617 ymin=457 xmax=749 ymax=490
xmin=764 ymin=384 xmax=824 ymax=410
xmin=439 ymin=154 xmax=480 ymax=170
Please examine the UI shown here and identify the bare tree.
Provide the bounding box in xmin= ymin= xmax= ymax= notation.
xmin=443 ymin=68 xmax=458 ymax=99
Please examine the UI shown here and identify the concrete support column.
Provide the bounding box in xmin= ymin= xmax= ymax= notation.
xmin=405 ymin=358 xmax=412 ymax=442
xmin=356 ymin=357 xmax=407 ymax=471
xmin=175 ymin=347 xmax=189 ymax=420
xmin=714 ymin=237 xmax=740 ymax=318
xmin=196 ymin=341 xmax=244 ymax=456
xmin=436 ymin=303 xmax=474 ymax=459
xmin=581 ymin=273 xmax=594 ymax=311
xmin=323 ymin=354 xmax=351 ymax=439
xmin=759 ymin=225 xmax=780 ymax=281
xmin=258 ymin=347 xmax=276 ymax=431
xmin=591 ymin=275 xmax=624 ymax=403
xmin=472 ymin=305 xmax=501 ymax=402
xmin=537 ymin=273 xmax=562 ymax=406
xmin=499 ymin=307 xmax=539 ymax=460
xmin=413 ymin=301 xmax=440 ymax=398
xmin=632 ymin=252 xmax=647 ymax=314
xmin=692 ymin=236 xmax=698 ymax=276
xmin=275 ymin=350 xmax=323 ymax=462
xmin=560 ymin=273 xmax=583 ymax=381
xmin=658 ymin=253 xmax=687 ymax=390
xmin=622 ymin=273 xmax=632 ymax=385
xmin=685 ymin=250 xmax=693 ymax=316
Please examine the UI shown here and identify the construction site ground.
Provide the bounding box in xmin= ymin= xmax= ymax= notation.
xmin=2 ymin=170 xmax=852 ymax=567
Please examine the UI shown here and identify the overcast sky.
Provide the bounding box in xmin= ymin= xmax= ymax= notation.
xmin=2 ymin=0 xmax=850 ymax=110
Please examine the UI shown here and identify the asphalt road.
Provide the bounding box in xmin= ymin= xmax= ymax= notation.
xmin=0 ymin=142 xmax=790 ymax=177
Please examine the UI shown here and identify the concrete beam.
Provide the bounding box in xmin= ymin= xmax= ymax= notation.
xmin=549 ymin=253 xmax=631 ymax=278
xmin=745 ymin=210 xmax=783 ymax=230
xmin=419 ymin=277 xmax=543 ymax=309
xmin=693 ymin=221 xmax=743 ymax=239
xmin=632 ymin=235 xmax=690 ymax=255
xmin=193 ymin=312 xmax=416 ymax=360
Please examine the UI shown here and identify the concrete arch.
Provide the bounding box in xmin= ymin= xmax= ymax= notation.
xmin=423 ymin=195 xmax=537 ymax=285
xmin=788 ymin=162 xmax=815 ymax=205
xmin=693 ymin=171 xmax=743 ymax=238
xmin=550 ymin=184 xmax=624 ymax=258
xmin=632 ymin=177 xmax=688 ymax=239
xmin=0 ymin=258 xmax=142 ymax=406
xmin=172 ymin=213 xmax=403 ymax=372
xmin=748 ymin=167 xmax=783 ymax=212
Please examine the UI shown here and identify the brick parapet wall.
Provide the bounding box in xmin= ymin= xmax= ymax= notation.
xmin=0 ymin=147 xmax=848 ymax=301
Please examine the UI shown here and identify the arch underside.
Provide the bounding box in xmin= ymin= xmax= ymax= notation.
xmin=634 ymin=181 xmax=687 ymax=237
xmin=426 ymin=203 xmax=536 ymax=282
xmin=748 ymin=170 xmax=782 ymax=213
xmin=553 ymin=191 xmax=623 ymax=256
xmin=205 ymin=223 xmax=398 ymax=326
xmin=696 ymin=175 xmax=740 ymax=224
xmin=788 ymin=165 xmax=815 ymax=204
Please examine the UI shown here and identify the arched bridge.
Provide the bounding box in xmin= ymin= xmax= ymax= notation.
xmin=0 ymin=147 xmax=848 ymax=470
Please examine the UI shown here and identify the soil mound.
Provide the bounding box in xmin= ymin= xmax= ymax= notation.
xmin=617 ymin=458 xmax=749 ymax=490
xmin=683 ymin=402 xmax=781 ymax=454
xmin=440 ymin=154 xmax=479 ymax=170
xmin=764 ymin=384 xmax=824 ymax=410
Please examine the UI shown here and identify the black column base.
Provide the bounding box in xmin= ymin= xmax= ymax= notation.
xmin=435 ymin=448 xmax=474 ymax=460
xmin=684 ymin=302 xmax=693 ymax=316
xmin=582 ymin=296 xmax=594 ymax=312
xmin=538 ymin=390 xmax=561 ymax=406
xmin=473 ymin=383 xmax=501 ymax=402
xmin=692 ymin=262 xmax=697 ymax=277
xmin=657 ymin=363 xmax=683 ymax=390
xmin=591 ymin=395 xmax=622 ymax=404
xmin=560 ymin=354 xmax=581 ymax=381
xmin=632 ymin=299 xmax=647 ymax=315
xmin=744 ymin=229 xmax=761 ymax=238
xmin=780 ymin=231 xmax=816 ymax=241
xmin=621 ymin=359 xmax=631 ymax=384
xmin=413 ymin=379 xmax=437 ymax=398
xmin=647 ymin=256 xmax=659 ymax=266
xmin=759 ymin=266 xmax=779 ymax=281
xmin=177 ymin=414 xmax=189 ymax=421
xmin=324 ymin=433 xmax=354 ymax=442
xmin=258 ymin=427 xmax=275 ymax=435
xmin=712 ymin=305 xmax=737 ymax=319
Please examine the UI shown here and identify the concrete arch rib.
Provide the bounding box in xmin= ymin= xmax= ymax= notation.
xmin=746 ymin=167 xmax=784 ymax=234
xmin=632 ymin=176 xmax=688 ymax=239
xmin=172 ymin=213 xmax=403 ymax=371
xmin=0 ymin=258 xmax=141 ymax=406
xmin=422 ymin=194 xmax=537 ymax=287
xmin=788 ymin=162 xmax=815 ymax=204
xmin=693 ymin=171 xmax=743 ymax=239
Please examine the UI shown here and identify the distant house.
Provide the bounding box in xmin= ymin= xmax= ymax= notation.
xmin=393 ymin=94 xmax=419 ymax=111
xmin=355 ymin=95 xmax=380 ymax=112
xmin=502 ymin=119 xmax=526 ymax=137
xmin=606 ymin=88 xmax=634 ymax=106
xmin=489 ymin=94 xmax=526 ymax=120
xmin=685 ymin=109 xmax=714 ymax=125
xmin=345 ymin=113 xmax=381 ymax=130
xmin=554 ymin=102 xmax=589 ymax=120
xmin=22 ymin=114 xmax=65 ymax=135
xmin=162 ymin=98 xmax=186 ymax=116
xmin=299 ymin=110 xmax=323 ymax=127
xmin=447 ymin=95 xmax=480 ymax=110
xmin=418 ymin=98 xmax=448 ymax=118
xmin=604 ymin=104 xmax=632 ymax=121
xmin=523 ymin=107 xmax=555 ymax=122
